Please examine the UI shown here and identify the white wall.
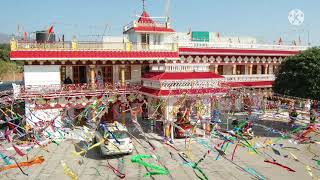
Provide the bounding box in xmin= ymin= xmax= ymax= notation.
xmin=24 ymin=65 xmax=61 ymax=86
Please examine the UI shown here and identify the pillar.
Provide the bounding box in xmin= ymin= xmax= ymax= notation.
xmin=121 ymin=104 xmax=126 ymax=125
xmin=232 ymin=65 xmax=237 ymax=75
xmin=120 ymin=68 xmax=125 ymax=87
xmin=264 ymin=65 xmax=269 ymax=74
xmin=10 ymin=37 xmax=17 ymax=51
xmin=214 ymin=65 xmax=219 ymax=74
xmin=72 ymin=37 xmax=78 ymax=50
xmin=269 ymin=64 xmax=273 ymax=74
xmin=90 ymin=65 xmax=96 ymax=88
xmin=249 ymin=64 xmax=253 ymax=75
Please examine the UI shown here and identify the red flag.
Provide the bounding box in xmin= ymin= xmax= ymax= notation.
xmin=24 ymin=32 xmax=28 ymax=41
xmin=278 ymin=38 xmax=283 ymax=45
xmin=48 ymin=25 xmax=54 ymax=34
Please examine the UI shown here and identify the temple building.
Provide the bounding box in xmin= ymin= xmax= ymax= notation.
xmin=9 ymin=10 xmax=308 ymax=140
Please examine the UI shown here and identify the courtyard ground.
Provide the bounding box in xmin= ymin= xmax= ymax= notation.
xmin=0 ymin=110 xmax=319 ymax=180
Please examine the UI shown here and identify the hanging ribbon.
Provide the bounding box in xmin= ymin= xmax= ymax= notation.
xmin=264 ymin=160 xmax=296 ymax=172
xmin=305 ymin=166 xmax=314 ymax=178
xmin=73 ymin=138 xmax=105 ymax=156
xmin=0 ymin=153 xmax=12 ymax=165
xmin=106 ymin=159 xmax=126 ymax=179
xmin=245 ymin=168 xmax=266 ymax=180
xmin=61 ymin=161 xmax=78 ymax=180
xmin=131 ymin=154 xmax=169 ymax=177
xmin=0 ymin=156 xmax=44 ymax=172
xmin=12 ymin=145 xmax=26 ymax=157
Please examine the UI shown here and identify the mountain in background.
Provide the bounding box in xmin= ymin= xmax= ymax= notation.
xmin=0 ymin=33 xmax=10 ymax=44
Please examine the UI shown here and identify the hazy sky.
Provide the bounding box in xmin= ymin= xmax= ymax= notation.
xmin=1 ymin=0 xmax=319 ymax=45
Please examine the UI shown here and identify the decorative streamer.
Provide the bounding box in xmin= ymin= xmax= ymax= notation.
xmin=245 ymin=168 xmax=266 ymax=180
xmin=0 ymin=156 xmax=44 ymax=172
xmin=73 ymin=139 xmax=105 ymax=156
xmin=12 ymin=145 xmax=26 ymax=157
xmin=305 ymin=166 xmax=313 ymax=178
xmin=264 ymin=160 xmax=296 ymax=172
xmin=5 ymin=128 xmax=11 ymax=143
xmin=106 ymin=159 xmax=125 ymax=179
xmin=0 ymin=153 xmax=12 ymax=165
xmin=178 ymin=152 xmax=209 ymax=180
xmin=231 ymin=141 xmax=240 ymax=161
xmin=90 ymin=167 xmax=101 ymax=176
xmin=131 ymin=154 xmax=169 ymax=177
xmin=61 ymin=161 xmax=78 ymax=180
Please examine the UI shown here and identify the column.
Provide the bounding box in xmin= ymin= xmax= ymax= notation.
xmin=89 ymin=65 xmax=97 ymax=122
xmin=89 ymin=65 xmax=95 ymax=87
xmin=264 ymin=65 xmax=269 ymax=74
xmin=121 ymin=103 xmax=126 ymax=125
xmin=249 ymin=64 xmax=253 ymax=75
xmin=232 ymin=65 xmax=237 ymax=75
xmin=269 ymin=64 xmax=273 ymax=74
xmin=120 ymin=67 xmax=125 ymax=87
xmin=214 ymin=64 xmax=219 ymax=74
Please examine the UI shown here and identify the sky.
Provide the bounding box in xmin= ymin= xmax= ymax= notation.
xmin=0 ymin=0 xmax=319 ymax=45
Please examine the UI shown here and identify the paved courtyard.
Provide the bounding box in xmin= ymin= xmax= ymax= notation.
xmin=1 ymin=111 xmax=319 ymax=180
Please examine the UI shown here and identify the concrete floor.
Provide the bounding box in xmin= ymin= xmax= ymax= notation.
xmin=0 ymin=111 xmax=319 ymax=180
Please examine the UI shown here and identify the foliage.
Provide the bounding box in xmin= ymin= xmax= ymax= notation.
xmin=273 ymin=47 xmax=320 ymax=100
xmin=0 ymin=43 xmax=23 ymax=80
xmin=0 ymin=44 xmax=10 ymax=61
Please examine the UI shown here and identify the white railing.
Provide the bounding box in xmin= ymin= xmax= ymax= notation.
xmin=160 ymin=79 xmax=222 ymax=90
xmin=179 ymin=42 xmax=310 ymax=51
xmin=16 ymin=41 xmax=177 ymax=52
xmin=13 ymin=83 xmax=142 ymax=99
xmin=223 ymin=74 xmax=275 ymax=82
xmin=123 ymin=20 xmax=168 ymax=32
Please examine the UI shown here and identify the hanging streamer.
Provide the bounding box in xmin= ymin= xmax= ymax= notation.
xmin=61 ymin=161 xmax=78 ymax=180
xmin=131 ymin=154 xmax=169 ymax=177
xmin=0 ymin=156 xmax=44 ymax=172
xmin=264 ymin=160 xmax=296 ymax=172
xmin=0 ymin=153 xmax=12 ymax=165
xmin=12 ymin=145 xmax=26 ymax=157
xmin=106 ymin=159 xmax=125 ymax=179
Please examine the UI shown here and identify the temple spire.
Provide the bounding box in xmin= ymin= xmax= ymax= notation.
xmin=142 ymin=0 xmax=146 ymax=11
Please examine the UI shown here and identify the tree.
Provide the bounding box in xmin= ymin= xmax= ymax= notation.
xmin=0 ymin=44 xmax=10 ymax=61
xmin=0 ymin=43 xmax=23 ymax=81
xmin=273 ymin=47 xmax=320 ymax=100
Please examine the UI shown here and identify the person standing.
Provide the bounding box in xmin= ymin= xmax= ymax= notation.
xmin=96 ymin=71 xmax=104 ymax=88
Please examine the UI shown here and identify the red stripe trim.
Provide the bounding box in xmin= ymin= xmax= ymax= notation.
xmin=179 ymin=47 xmax=300 ymax=56
xmin=140 ymin=87 xmax=228 ymax=96
xmin=10 ymin=50 xmax=179 ymax=59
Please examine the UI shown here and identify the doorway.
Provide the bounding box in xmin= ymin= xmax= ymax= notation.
xmin=73 ymin=66 xmax=87 ymax=84
xmin=141 ymin=33 xmax=150 ymax=49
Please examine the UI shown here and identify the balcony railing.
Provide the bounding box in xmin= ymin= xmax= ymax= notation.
xmin=223 ymin=74 xmax=275 ymax=82
xmin=12 ymin=82 xmax=141 ymax=99
xmin=15 ymin=41 xmax=177 ymax=52
xmin=179 ymin=42 xmax=310 ymax=51
xmin=123 ymin=19 xmax=169 ymax=32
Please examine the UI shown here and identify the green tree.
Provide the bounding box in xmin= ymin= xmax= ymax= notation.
xmin=273 ymin=47 xmax=320 ymax=100
xmin=0 ymin=43 xmax=23 ymax=81
xmin=0 ymin=44 xmax=10 ymax=61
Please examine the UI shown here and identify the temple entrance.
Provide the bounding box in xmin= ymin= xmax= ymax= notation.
xmin=73 ymin=66 xmax=87 ymax=84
